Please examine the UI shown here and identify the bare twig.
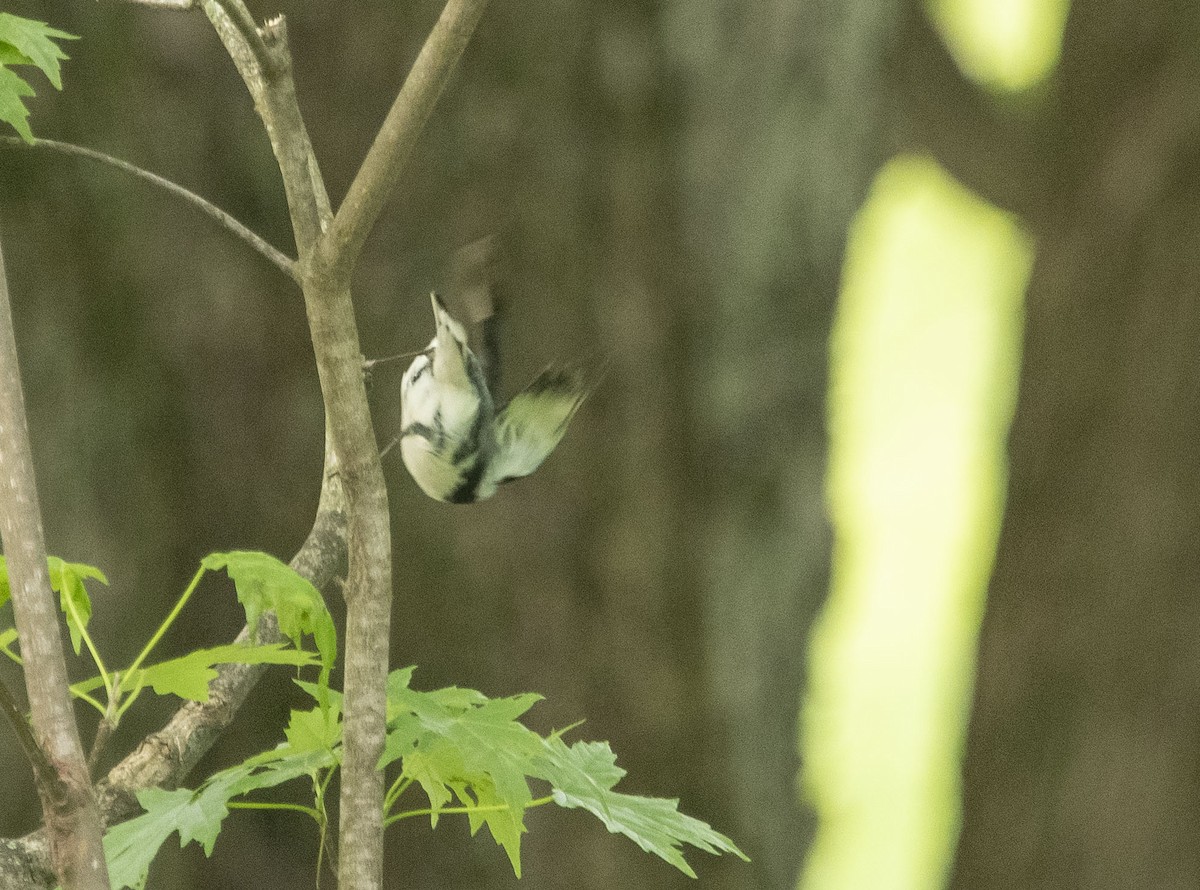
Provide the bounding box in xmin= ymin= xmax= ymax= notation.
xmin=362 ymin=348 xmax=427 ymax=372
xmin=377 ymin=434 xmax=400 ymax=460
xmin=84 ymin=701 xmax=117 ymax=779
xmin=0 ymin=136 xmax=298 ymax=281
xmin=218 ymin=0 xmax=278 ymax=77
xmin=105 ymin=0 xmax=196 ymax=8
xmin=318 ymin=0 xmax=492 ymax=278
xmin=201 ymin=2 xmax=330 ymax=243
xmin=0 ymin=678 xmax=61 ymax=800
xmin=0 ymin=237 xmax=109 ymax=889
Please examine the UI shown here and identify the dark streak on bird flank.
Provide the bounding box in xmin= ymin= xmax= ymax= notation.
xmin=400 ymin=422 xmax=439 ymax=443
xmin=452 ymin=399 xmax=488 ymax=464
xmin=448 ymin=458 xmax=486 ymax=504
xmin=432 ymin=409 xmax=446 ymax=449
xmin=409 ymin=360 xmax=430 ymax=385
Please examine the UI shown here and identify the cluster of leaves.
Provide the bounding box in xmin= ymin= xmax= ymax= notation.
xmin=0 ymin=13 xmax=75 ymax=142
xmin=0 ymin=551 xmax=745 ymax=887
xmin=106 ymin=667 xmax=746 ymax=888
xmin=0 ymin=552 xmax=332 ymax=738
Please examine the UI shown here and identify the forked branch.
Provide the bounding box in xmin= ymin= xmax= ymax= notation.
xmin=0 ymin=1 xmax=492 ymax=887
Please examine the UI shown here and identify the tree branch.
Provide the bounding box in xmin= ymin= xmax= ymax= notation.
xmin=318 ymin=0 xmax=492 ymax=279
xmin=200 ymin=3 xmax=396 ymax=887
xmin=201 ymin=3 xmax=330 ymax=248
xmin=0 ymin=236 xmax=109 ymax=889
xmin=1 ymin=2 xmax=490 ymax=887
xmin=104 ymin=0 xmax=196 ymax=9
xmin=0 ymin=470 xmax=348 ymax=888
xmin=885 ymin=0 xmax=1053 ymax=219
xmin=305 ymin=4 xmax=491 ymax=886
xmin=0 ymin=136 xmax=298 ymax=281
xmin=0 ymin=678 xmax=62 ymax=802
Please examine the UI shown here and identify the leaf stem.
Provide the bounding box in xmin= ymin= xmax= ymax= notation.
xmin=0 ymin=676 xmax=62 ymax=798
xmin=0 ymin=636 xmax=22 ymax=666
xmin=61 ymin=592 xmax=114 ymax=704
xmin=122 ymin=566 xmax=206 ymax=683
xmin=318 ymin=0 xmax=492 ymax=278
xmin=70 ymin=687 xmax=107 ymax=716
xmin=228 ymin=800 xmax=322 ymax=820
xmin=383 ymin=794 xmax=555 ymax=827
xmin=383 ymin=775 xmax=412 ymax=812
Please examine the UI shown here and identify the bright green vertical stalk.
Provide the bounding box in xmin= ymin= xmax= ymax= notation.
xmin=800 ymin=157 xmax=1029 ymax=890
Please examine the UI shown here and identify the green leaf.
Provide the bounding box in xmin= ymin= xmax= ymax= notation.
xmin=146 ymin=787 xmax=226 ymax=855
xmin=0 ymin=556 xmax=109 ymax=655
xmin=47 ymin=558 xmax=107 ymax=655
xmin=105 ymin=721 xmax=337 ymax=888
xmin=0 ymin=555 xmax=9 ymax=610
xmin=470 ymin=780 xmax=526 ymax=875
xmin=0 ymin=14 xmax=76 ymax=142
xmin=0 ymin=627 xmax=18 ymax=660
xmin=401 ymin=744 xmax=457 ymax=826
xmin=135 ymin=642 xmax=320 ymax=702
xmin=0 ymin=14 xmax=76 ymax=89
xmin=383 ymin=668 xmax=544 ymax=873
xmin=283 ymin=702 xmax=341 ymax=755
xmin=201 ymin=551 xmax=336 ymax=673
xmin=104 ymin=795 xmax=184 ymax=890
xmin=295 ymin=677 xmax=343 ymax=714
xmin=211 ymin=742 xmax=336 ymax=799
xmin=0 ymin=44 xmax=32 ymax=67
xmin=105 ymin=787 xmax=226 ymax=890
xmin=393 ymin=681 xmax=544 ymax=806
xmin=533 ymin=736 xmax=748 ymax=878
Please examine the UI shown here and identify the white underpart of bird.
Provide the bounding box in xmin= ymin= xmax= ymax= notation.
xmin=399 ymin=292 xmax=590 ymax=504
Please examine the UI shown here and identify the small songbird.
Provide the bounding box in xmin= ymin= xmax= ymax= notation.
xmin=399 ymin=292 xmax=591 ymax=504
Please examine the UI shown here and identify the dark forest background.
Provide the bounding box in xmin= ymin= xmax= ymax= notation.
xmin=2 ymin=0 xmax=1199 ymax=888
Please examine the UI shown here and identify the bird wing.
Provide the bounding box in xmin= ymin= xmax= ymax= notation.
xmin=488 ymin=367 xmax=589 ymax=485
xmin=447 ymin=236 xmax=506 ymax=394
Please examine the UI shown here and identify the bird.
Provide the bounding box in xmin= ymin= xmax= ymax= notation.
xmin=398 ymin=291 xmax=592 ymax=504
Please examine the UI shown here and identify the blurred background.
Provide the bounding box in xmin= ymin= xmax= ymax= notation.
xmin=3 ymin=0 xmax=1198 ymax=888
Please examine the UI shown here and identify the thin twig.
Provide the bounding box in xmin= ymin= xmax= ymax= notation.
xmin=362 ymin=347 xmax=427 ymax=372
xmin=378 ymin=434 xmax=400 ymax=460
xmin=105 ymin=0 xmax=197 ymax=8
xmin=207 ymin=0 xmax=280 ymax=84
xmin=318 ymin=0 xmax=492 ymax=278
xmin=0 ymin=136 xmax=298 ymax=281
xmin=85 ymin=707 xmax=116 ymax=779
xmin=0 ymin=677 xmax=62 ymax=800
